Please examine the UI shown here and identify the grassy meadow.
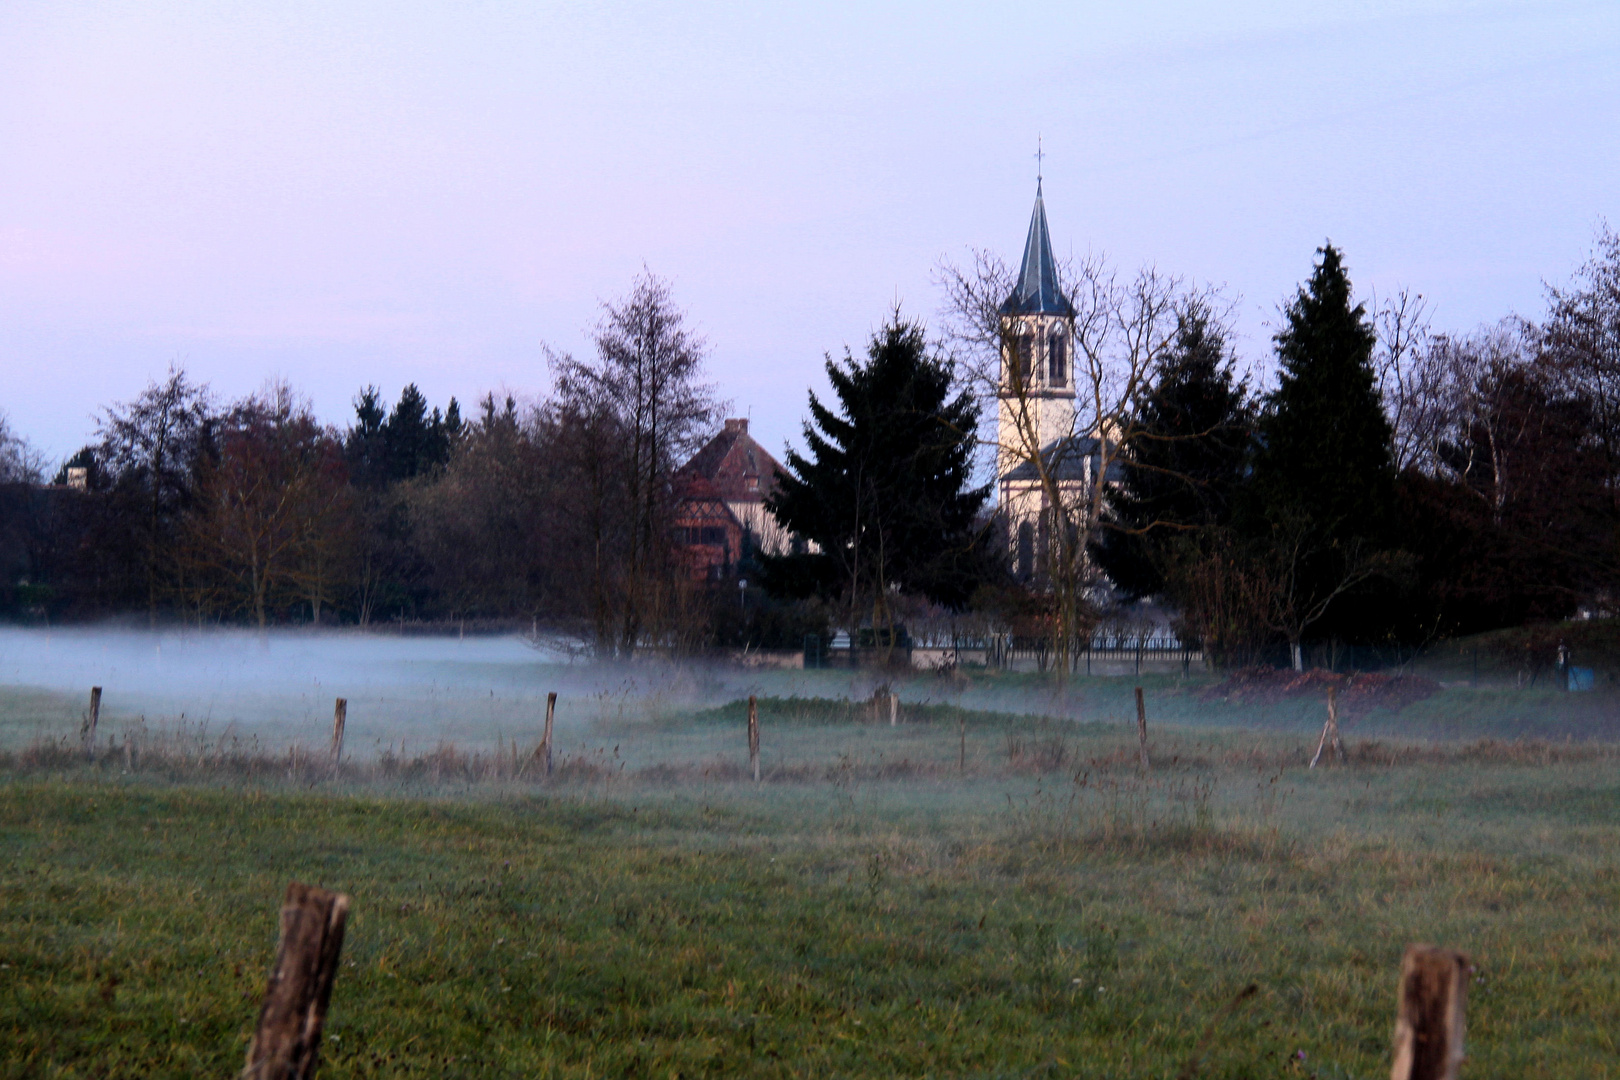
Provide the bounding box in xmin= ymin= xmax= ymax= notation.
xmin=3 ymin=658 xmax=1620 ymax=1077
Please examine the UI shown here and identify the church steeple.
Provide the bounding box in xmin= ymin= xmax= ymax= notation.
xmin=1000 ymin=181 xmax=1075 ymax=317
xmin=995 ymin=178 xmax=1078 ymax=484
xmin=994 ymin=172 xmax=1087 ymax=584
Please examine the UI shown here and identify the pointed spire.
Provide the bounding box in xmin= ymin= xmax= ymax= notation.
xmin=1000 ymin=181 xmax=1075 ymax=317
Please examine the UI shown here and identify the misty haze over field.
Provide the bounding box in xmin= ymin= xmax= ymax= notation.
xmin=0 ymin=628 xmax=1002 ymax=759
xmin=0 ymin=628 xmax=1149 ymax=762
xmin=8 ymin=627 xmax=1594 ymax=765
xmin=0 ymin=628 xmax=661 ymax=757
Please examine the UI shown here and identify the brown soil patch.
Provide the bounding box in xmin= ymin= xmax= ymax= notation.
xmin=1201 ymin=666 xmax=1440 ymax=714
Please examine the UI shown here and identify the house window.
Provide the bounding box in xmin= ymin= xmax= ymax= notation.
xmin=1016 ymin=521 xmax=1034 ymax=579
xmin=1048 ymin=334 xmax=1067 ymax=386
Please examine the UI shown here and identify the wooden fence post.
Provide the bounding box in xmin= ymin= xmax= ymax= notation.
xmin=241 ymin=882 xmax=351 ymax=1080
xmin=81 ymin=686 xmax=102 ymax=760
xmin=1310 ymin=684 xmax=1347 ymax=769
xmin=329 ymin=699 xmax=347 ymax=764
xmin=542 ymin=692 xmax=556 ymax=776
xmin=747 ymin=695 xmax=760 ymax=782
xmin=1329 ymin=684 xmax=1345 ymax=764
xmin=889 ymin=691 xmax=898 ymax=727
xmin=1134 ymin=686 xmax=1150 ymax=771
xmin=1389 ymin=944 xmax=1470 ymax=1080
xmin=958 ymin=711 xmax=966 ymax=775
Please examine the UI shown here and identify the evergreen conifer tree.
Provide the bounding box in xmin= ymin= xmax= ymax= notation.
xmin=763 ymin=315 xmax=990 ymax=626
xmin=442 ymin=397 xmax=463 ymax=447
xmin=1251 ymin=244 xmax=1394 ymax=534
xmin=1093 ymin=304 xmax=1251 ymax=599
xmin=384 ymin=384 xmax=438 ymax=481
xmin=345 ymin=386 xmax=389 ymax=490
xmin=1245 ymin=243 xmax=1401 ymax=659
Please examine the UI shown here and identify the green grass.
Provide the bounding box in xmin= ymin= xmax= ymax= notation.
xmin=4 ymin=699 xmax=1620 ymax=1079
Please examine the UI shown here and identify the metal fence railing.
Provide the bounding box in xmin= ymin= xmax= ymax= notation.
xmin=805 ymin=629 xmax=1432 ymax=675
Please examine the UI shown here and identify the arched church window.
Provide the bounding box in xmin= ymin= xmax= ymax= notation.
xmin=1048 ymin=334 xmax=1067 ymax=386
xmin=1016 ymin=521 xmax=1034 ymax=579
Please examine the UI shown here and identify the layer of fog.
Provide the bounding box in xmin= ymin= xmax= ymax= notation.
xmin=0 ymin=627 xmax=706 ymax=756
xmin=0 ymin=627 xmax=1084 ymax=760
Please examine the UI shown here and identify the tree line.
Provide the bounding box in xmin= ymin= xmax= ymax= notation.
xmin=4 ymin=230 xmax=1619 ymax=666
xmin=1088 ymin=230 xmax=1620 ymax=667
xmin=0 ymin=274 xmax=742 ymax=654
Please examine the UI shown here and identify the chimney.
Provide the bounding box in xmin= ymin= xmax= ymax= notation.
xmin=724 ymin=418 xmax=748 ymax=434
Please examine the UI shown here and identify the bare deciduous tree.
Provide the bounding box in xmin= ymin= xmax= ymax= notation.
xmin=550 ymin=271 xmax=722 ymax=656
xmin=1542 ymin=223 xmax=1620 ymax=509
xmin=1372 ymin=287 xmax=1437 ymax=473
xmin=1158 ymin=528 xmax=1276 ymax=667
xmin=408 ymin=391 xmax=599 ymax=625
xmin=1262 ymin=514 xmax=1411 ymax=670
xmin=95 ymin=366 xmax=213 ymax=625
xmin=1422 ymin=325 xmax=1555 ymax=521
xmin=185 ymin=382 xmax=352 ymax=628
xmin=0 ymin=412 xmax=46 ymax=485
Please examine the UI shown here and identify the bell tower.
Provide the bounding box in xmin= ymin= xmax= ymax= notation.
xmin=996 ymin=180 xmax=1076 ymax=478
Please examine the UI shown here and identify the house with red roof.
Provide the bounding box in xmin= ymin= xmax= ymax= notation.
xmin=671 ymin=418 xmax=791 ymax=580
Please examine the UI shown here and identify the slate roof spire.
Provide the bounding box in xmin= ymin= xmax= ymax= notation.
xmin=1000 ymin=180 xmax=1075 ymax=317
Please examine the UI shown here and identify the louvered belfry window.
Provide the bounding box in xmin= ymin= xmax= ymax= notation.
xmin=1016 ymin=333 xmax=1034 ymax=380
xmin=1048 ymin=334 xmax=1066 ymax=387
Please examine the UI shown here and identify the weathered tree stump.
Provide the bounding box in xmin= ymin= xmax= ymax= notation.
xmin=1390 ymin=943 xmax=1470 ymax=1080
xmin=241 ymin=882 xmax=351 ymax=1080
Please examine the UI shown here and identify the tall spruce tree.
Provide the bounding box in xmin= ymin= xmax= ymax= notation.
xmin=384 ymin=384 xmax=436 ymax=481
xmin=374 ymin=384 xmax=460 ymax=482
xmin=762 ymin=315 xmax=990 ymax=629
xmin=346 ymin=386 xmax=389 ymax=490
xmin=1252 ymin=244 xmax=1394 ymax=532
xmin=1245 ymin=243 xmax=1400 ymax=659
xmin=1093 ymin=304 xmax=1252 ymax=599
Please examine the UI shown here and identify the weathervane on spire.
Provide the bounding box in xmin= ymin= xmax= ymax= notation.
xmin=1035 ymin=135 xmax=1045 ymax=184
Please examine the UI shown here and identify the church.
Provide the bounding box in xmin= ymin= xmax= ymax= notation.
xmin=995 ymin=182 xmax=1121 ymax=584
xmin=667 ymin=182 xmax=1119 ymax=591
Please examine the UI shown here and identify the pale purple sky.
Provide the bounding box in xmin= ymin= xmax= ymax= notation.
xmin=3 ymin=1 xmax=1617 ymax=462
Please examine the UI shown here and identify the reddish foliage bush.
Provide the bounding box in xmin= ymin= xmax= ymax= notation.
xmin=1202 ymin=666 xmax=1439 ymax=714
